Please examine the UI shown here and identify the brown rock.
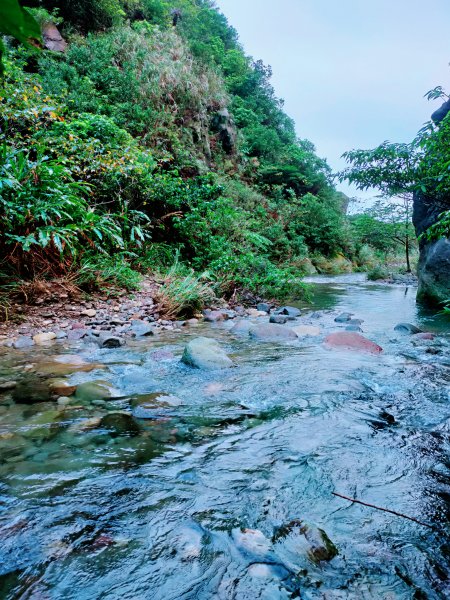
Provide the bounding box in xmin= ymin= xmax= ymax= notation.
xmin=324 ymin=332 xmax=382 ymax=354
xmin=42 ymin=23 xmax=67 ymax=52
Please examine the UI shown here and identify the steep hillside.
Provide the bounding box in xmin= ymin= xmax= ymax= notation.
xmin=1 ymin=0 xmax=354 ymax=311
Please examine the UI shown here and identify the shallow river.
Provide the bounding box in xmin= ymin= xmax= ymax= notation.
xmin=1 ymin=275 xmax=449 ymax=599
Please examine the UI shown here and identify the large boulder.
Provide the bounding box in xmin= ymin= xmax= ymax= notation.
xmin=324 ymin=332 xmax=382 ymax=354
xmin=413 ymin=99 xmax=450 ymax=306
xmin=182 ymin=337 xmax=233 ymax=369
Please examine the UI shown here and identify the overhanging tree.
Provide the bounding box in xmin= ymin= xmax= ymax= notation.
xmin=338 ymin=141 xmax=421 ymax=272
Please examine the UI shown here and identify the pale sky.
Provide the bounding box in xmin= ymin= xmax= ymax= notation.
xmin=216 ymin=0 xmax=450 ymax=203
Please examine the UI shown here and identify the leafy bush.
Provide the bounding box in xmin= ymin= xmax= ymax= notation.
xmin=367 ymin=264 xmax=390 ymax=281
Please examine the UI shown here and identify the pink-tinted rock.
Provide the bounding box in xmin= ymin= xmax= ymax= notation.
xmin=324 ymin=332 xmax=382 ymax=354
xmin=42 ymin=23 xmax=67 ymax=52
xmin=413 ymin=332 xmax=435 ymax=340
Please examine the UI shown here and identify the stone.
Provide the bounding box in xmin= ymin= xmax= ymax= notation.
xmin=57 ymin=396 xmax=72 ymax=407
xmin=246 ymin=308 xmax=267 ymax=317
xmin=413 ymin=332 xmax=435 ymax=340
xmin=0 ymin=381 xmax=17 ymax=392
xmin=75 ymin=381 xmax=116 ymax=402
xmin=249 ymin=324 xmax=297 ymax=341
xmin=49 ymin=379 xmax=77 ymax=397
xmin=12 ymin=379 xmax=52 ymax=404
xmin=273 ymin=520 xmax=338 ymax=565
xmin=203 ymin=310 xmax=227 ymax=322
xmin=324 ymin=332 xmax=382 ymax=354
xmin=345 ymin=324 xmax=363 ymax=332
xmin=269 ymin=315 xmax=288 ymax=325
xmin=33 ymin=332 xmax=57 ymax=345
xmin=132 ymin=392 xmax=182 ymax=418
xmin=54 ymin=330 xmax=68 ymax=339
xmin=292 ymin=325 xmax=321 ymax=337
xmin=256 ymin=303 xmax=271 ymax=313
xmin=186 ymin=318 xmax=199 ymax=325
xmin=99 ymin=335 xmax=123 ymax=348
xmin=182 ymin=337 xmax=233 ymax=370
xmin=67 ymin=330 xmax=87 ymax=341
xmin=99 ymin=412 xmax=140 ymax=436
xmin=275 ymin=306 xmax=302 ymax=318
xmin=13 ymin=336 xmax=35 ymax=349
xmin=230 ymin=320 xmax=253 ymax=335
xmin=130 ymin=320 xmax=154 ymax=337
xmin=394 ymin=323 xmax=422 ymax=335
xmin=233 ymin=528 xmax=273 ymax=559
xmin=42 ymin=23 xmax=67 ymax=52
xmin=82 ymin=309 xmax=97 ymax=318
xmin=334 ymin=312 xmax=353 ymax=323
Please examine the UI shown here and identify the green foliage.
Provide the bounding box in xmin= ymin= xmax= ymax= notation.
xmin=367 ymin=264 xmax=390 ymax=281
xmin=0 ymin=0 xmax=40 ymax=78
xmin=76 ymin=253 xmax=142 ymax=292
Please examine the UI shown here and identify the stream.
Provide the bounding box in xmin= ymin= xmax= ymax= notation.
xmin=0 ymin=274 xmax=449 ymax=599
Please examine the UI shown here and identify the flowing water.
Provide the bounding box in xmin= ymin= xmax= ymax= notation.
xmin=1 ymin=275 xmax=449 ymax=599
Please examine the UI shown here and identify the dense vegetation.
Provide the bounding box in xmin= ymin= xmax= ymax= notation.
xmin=2 ymin=0 xmax=446 ymax=313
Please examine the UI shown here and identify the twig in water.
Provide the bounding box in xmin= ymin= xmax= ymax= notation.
xmin=332 ymin=492 xmax=434 ymax=530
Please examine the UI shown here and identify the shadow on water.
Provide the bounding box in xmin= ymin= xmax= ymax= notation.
xmin=0 ymin=274 xmax=449 ymax=599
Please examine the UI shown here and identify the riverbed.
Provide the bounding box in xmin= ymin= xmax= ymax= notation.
xmin=1 ymin=275 xmax=449 ymax=599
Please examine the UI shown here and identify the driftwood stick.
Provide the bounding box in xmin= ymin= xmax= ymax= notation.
xmin=332 ymin=492 xmax=434 ymax=529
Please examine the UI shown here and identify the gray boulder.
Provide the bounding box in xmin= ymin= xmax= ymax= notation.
xmin=13 ymin=336 xmax=35 ymax=349
xmin=249 ymin=323 xmax=297 ymax=341
xmin=230 ymin=320 xmax=253 ymax=336
xmin=182 ymin=337 xmax=233 ymax=369
xmin=256 ymin=303 xmax=271 ymax=313
xmin=275 ymin=306 xmax=301 ymax=318
xmin=394 ymin=322 xmax=422 ymax=334
xmin=269 ymin=314 xmax=288 ymax=324
xmin=131 ymin=320 xmax=154 ymax=337
xmin=334 ymin=312 xmax=353 ymax=323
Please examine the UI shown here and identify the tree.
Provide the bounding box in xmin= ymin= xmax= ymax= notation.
xmin=338 ymin=142 xmax=420 ymax=272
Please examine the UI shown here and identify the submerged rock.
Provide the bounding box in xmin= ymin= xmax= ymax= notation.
xmin=233 ymin=528 xmax=273 ymax=559
xmin=394 ymin=323 xmax=422 ymax=335
xmin=132 ymin=392 xmax=182 ymax=418
xmin=49 ymin=379 xmax=77 ymax=397
xmin=324 ymin=332 xmax=382 ymax=354
xmin=249 ymin=323 xmax=297 ymax=341
xmin=99 ymin=412 xmax=140 ymax=436
xmin=182 ymin=337 xmax=233 ymax=369
xmin=12 ymin=379 xmax=51 ymax=404
xmin=75 ymin=381 xmax=118 ymax=402
xmin=230 ymin=320 xmax=253 ymax=335
xmin=273 ymin=520 xmax=338 ymax=565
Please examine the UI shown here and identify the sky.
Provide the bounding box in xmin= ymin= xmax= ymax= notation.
xmin=215 ymin=0 xmax=450 ymax=204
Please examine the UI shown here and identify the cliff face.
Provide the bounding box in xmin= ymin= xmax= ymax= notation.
xmin=413 ymin=100 xmax=450 ymax=306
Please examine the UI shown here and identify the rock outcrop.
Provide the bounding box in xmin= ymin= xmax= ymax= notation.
xmin=413 ymin=100 xmax=450 ymax=306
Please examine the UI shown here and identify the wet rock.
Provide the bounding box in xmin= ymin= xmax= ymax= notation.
xmin=292 ymin=325 xmax=321 ymax=337
xmin=249 ymin=323 xmax=297 ymax=341
xmin=345 ymin=324 xmax=363 ymax=332
xmin=256 ymin=303 xmax=271 ymax=313
xmin=203 ymin=310 xmax=227 ymax=322
xmin=324 ymin=332 xmax=382 ymax=354
xmin=233 ymin=528 xmax=273 ymax=559
xmin=12 ymin=379 xmax=51 ymax=404
xmin=182 ymin=337 xmax=233 ymax=370
xmin=13 ymin=336 xmax=35 ymax=349
xmin=273 ymin=520 xmax=338 ymax=565
xmin=0 ymin=381 xmax=17 ymax=392
xmin=132 ymin=392 xmax=182 ymax=418
xmin=49 ymin=379 xmax=77 ymax=397
xmin=33 ymin=332 xmax=57 ymax=345
xmin=269 ymin=314 xmax=288 ymax=324
xmin=231 ymin=320 xmax=253 ymax=335
xmin=334 ymin=312 xmax=353 ymax=323
xmin=99 ymin=335 xmax=123 ymax=348
xmin=276 ymin=306 xmax=301 ymax=318
xmin=394 ymin=323 xmax=422 ymax=335
xmin=54 ymin=330 xmax=68 ymax=339
xmin=67 ymin=330 xmax=87 ymax=341
xmin=414 ymin=332 xmax=435 ymax=340
xmin=37 ymin=354 xmax=104 ymax=376
xmin=57 ymin=396 xmax=72 ymax=407
xmin=130 ymin=320 xmax=154 ymax=337
xmin=186 ymin=318 xmax=199 ymax=325
xmin=75 ymin=381 xmax=117 ymax=402
xmin=99 ymin=412 xmax=140 ymax=436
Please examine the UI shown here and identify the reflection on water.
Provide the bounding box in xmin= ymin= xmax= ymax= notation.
xmin=0 ymin=276 xmax=449 ymax=599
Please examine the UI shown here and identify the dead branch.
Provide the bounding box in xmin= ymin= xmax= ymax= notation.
xmin=332 ymin=492 xmax=434 ymax=529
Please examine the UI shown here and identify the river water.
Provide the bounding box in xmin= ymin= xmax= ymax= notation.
xmin=0 ymin=275 xmax=449 ymax=599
